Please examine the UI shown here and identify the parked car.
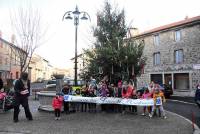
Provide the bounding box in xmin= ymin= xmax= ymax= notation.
xmin=137 ymin=84 xmax=173 ymax=98
xmin=36 ymin=78 xmax=45 ymax=83
xmin=162 ymin=84 xmax=173 ymax=98
xmin=66 ymin=79 xmax=85 ymax=90
xmin=45 ymin=80 xmax=56 ymax=88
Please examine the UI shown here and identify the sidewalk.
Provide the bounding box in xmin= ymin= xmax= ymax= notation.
xmin=0 ymin=98 xmax=194 ymax=134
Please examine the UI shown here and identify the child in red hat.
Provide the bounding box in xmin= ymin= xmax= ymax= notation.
xmin=52 ymin=93 xmax=63 ymax=120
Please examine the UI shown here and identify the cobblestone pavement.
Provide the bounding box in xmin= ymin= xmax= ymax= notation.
xmin=0 ymin=98 xmax=193 ymax=134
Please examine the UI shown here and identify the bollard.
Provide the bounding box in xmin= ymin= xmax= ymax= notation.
xmin=192 ymin=111 xmax=195 ymax=131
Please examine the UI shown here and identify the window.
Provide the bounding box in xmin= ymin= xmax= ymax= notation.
xmin=154 ymin=35 xmax=160 ymax=46
xmin=16 ymin=72 xmax=19 ymax=79
xmin=175 ymin=30 xmax=181 ymax=41
xmin=153 ymin=52 xmax=161 ymax=65
xmin=175 ymin=49 xmax=183 ymax=64
xmin=14 ymin=54 xmax=17 ymax=65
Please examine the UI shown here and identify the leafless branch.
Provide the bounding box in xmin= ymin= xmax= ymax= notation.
xmin=10 ymin=6 xmax=47 ymax=73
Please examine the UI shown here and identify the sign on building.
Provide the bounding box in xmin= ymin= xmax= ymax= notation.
xmin=193 ymin=64 xmax=200 ymax=70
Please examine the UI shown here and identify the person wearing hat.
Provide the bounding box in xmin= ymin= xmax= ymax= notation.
xmin=52 ymin=92 xmax=63 ymax=120
xmin=149 ymin=88 xmax=167 ymax=119
xmin=13 ymin=72 xmax=33 ymax=123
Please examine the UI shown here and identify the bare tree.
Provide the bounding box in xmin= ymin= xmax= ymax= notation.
xmin=10 ymin=7 xmax=46 ymax=73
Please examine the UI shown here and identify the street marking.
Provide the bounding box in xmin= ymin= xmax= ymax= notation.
xmin=166 ymin=110 xmax=200 ymax=131
xmin=167 ymin=99 xmax=197 ymax=106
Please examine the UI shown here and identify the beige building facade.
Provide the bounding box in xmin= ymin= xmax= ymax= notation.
xmin=70 ymin=54 xmax=85 ymax=79
xmin=133 ymin=16 xmax=200 ymax=96
xmin=29 ymin=54 xmax=54 ymax=82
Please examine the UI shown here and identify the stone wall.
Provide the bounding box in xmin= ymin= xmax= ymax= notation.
xmin=135 ymin=23 xmax=200 ymax=95
xmin=192 ymin=70 xmax=200 ymax=89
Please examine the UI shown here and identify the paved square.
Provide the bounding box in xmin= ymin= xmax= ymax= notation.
xmin=0 ymin=99 xmax=193 ymax=134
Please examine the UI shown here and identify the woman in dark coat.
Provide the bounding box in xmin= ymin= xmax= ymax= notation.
xmin=61 ymin=85 xmax=71 ymax=114
xmin=0 ymin=77 xmax=3 ymax=90
xmin=13 ymin=72 xmax=33 ymax=122
xmin=195 ymin=84 xmax=200 ymax=108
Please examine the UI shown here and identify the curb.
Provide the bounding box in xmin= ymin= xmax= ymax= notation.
xmin=166 ymin=110 xmax=200 ymax=134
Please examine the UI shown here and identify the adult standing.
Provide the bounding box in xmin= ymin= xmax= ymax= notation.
xmin=13 ymin=72 xmax=33 ymax=123
xmin=116 ymin=80 xmax=122 ymax=112
xmin=195 ymin=84 xmax=200 ymax=108
xmin=122 ymin=81 xmax=128 ymax=114
xmin=0 ymin=77 xmax=3 ymax=91
xmin=130 ymin=82 xmax=137 ymax=114
xmin=61 ymin=85 xmax=71 ymax=114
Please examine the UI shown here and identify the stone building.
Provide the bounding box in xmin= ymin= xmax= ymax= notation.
xmin=133 ymin=16 xmax=200 ymax=96
xmin=0 ymin=31 xmax=21 ymax=82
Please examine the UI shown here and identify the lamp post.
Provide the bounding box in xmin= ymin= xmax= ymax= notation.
xmin=63 ymin=6 xmax=90 ymax=86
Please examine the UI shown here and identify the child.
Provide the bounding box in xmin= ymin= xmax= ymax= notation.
xmin=141 ymin=88 xmax=151 ymax=116
xmin=149 ymin=88 xmax=167 ymax=119
xmin=100 ymin=83 xmax=109 ymax=112
xmin=52 ymin=93 xmax=63 ymax=120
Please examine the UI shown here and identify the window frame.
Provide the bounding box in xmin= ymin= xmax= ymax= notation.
xmin=153 ymin=52 xmax=161 ymax=65
xmin=153 ymin=34 xmax=160 ymax=46
xmin=174 ymin=49 xmax=184 ymax=64
xmin=175 ymin=30 xmax=181 ymax=42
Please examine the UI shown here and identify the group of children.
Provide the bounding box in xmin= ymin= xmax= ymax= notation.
xmin=52 ymin=80 xmax=167 ymax=120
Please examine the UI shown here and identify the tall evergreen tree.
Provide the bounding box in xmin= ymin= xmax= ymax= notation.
xmin=80 ymin=1 xmax=146 ymax=84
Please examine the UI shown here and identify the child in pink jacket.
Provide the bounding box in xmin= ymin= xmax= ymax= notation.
xmin=141 ymin=88 xmax=151 ymax=116
xmin=52 ymin=93 xmax=63 ymax=120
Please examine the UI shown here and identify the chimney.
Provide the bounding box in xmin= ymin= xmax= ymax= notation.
xmin=127 ymin=27 xmax=139 ymax=37
xmin=11 ymin=34 xmax=15 ymax=44
xmin=185 ymin=16 xmax=189 ymax=20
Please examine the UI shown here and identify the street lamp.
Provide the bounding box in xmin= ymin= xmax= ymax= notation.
xmin=63 ymin=6 xmax=90 ymax=86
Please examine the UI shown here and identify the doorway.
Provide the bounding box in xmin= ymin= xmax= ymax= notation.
xmin=151 ymin=74 xmax=162 ymax=85
xmin=164 ymin=74 xmax=172 ymax=88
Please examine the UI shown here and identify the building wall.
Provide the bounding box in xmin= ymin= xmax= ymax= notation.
xmin=135 ymin=22 xmax=200 ymax=96
xmin=29 ymin=54 xmax=53 ymax=82
xmin=0 ymin=37 xmax=21 ymax=82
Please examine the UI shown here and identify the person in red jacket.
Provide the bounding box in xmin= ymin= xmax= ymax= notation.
xmin=127 ymin=81 xmax=137 ymax=114
xmin=52 ymin=93 xmax=63 ymax=120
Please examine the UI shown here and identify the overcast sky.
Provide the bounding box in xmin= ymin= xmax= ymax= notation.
xmin=0 ymin=0 xmax=199 ymax=69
